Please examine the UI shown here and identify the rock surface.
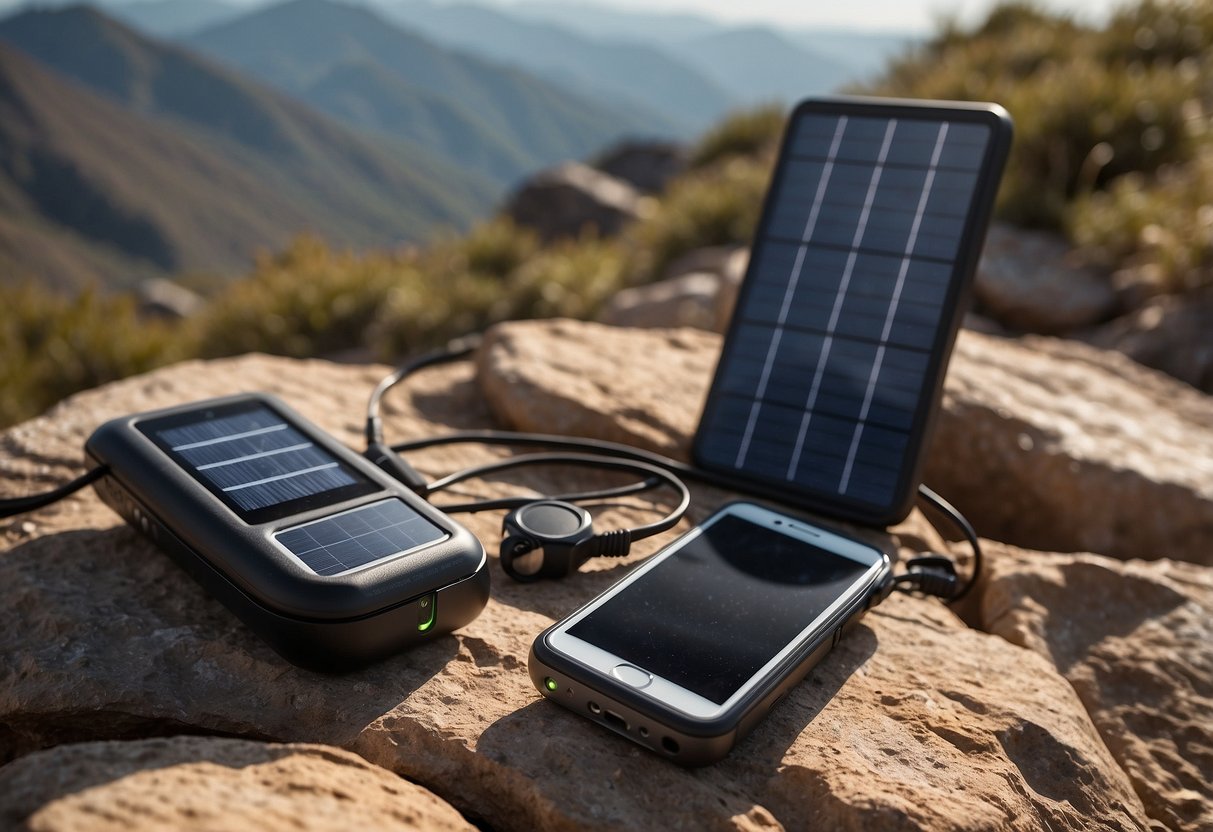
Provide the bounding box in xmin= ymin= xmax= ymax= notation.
xmin=981 ymin=544 xmax=1213 ymax=832
xmin=503 ymin=162 xmax=651 ymax=242
xmin=1084 ymin=285 xmax=1213 ymax=394
xmin=930 ymin=331 xmax=1213 ymax=563
xmin=597 ymin=270 xmax=723 ymax=331
xmin=482 ymin=318 xmax=1213 ymax=563
xmin=0 ymin=349 xmax=1162 ymax=831
xmin=0 ymin=736 xmax=472 ymax=831
xmin=975 ymin=223 xmax=1118 ymax=333
xmin=477 ymin=318 xmax=718 ymax=456
xmin=592 ymin=140 xmax=687 ymax=194
xmin=597 ymin=245 xmax=749 ymax=332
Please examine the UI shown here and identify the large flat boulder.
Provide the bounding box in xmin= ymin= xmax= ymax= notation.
xmin=0 ymin=351 xmax=1152 ymax=830
xmin=477 ymin=318 xmax=718 ymax=457
xmin=482 ymin=319 xmax=1213 ymax=563
xmin=0 ymin=736 xmax=473 ymax=831
xmin=929 ymin=331 xmax=1213 ymax=562
xmin=981 ymin=544 xmax=1213 ymax=832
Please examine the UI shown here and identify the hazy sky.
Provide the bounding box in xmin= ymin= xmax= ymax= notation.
xmin=0 ymin=0 xmax=1127 ymax=33
xmin=500 ymin=0 xmax=1124 ymax=32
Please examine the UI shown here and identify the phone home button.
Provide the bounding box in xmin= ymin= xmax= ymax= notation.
xmin=611 ymin=663 xmax=653 ymax=689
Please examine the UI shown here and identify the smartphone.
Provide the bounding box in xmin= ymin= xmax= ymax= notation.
xmin=528 ymin=501 xmax=891 ymax=765
xmin=694 ymin=96 xmax=1013 ymax=526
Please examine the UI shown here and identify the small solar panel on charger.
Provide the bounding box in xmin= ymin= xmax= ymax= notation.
xmin=695 ymin=97 xmax=1012 ymax=525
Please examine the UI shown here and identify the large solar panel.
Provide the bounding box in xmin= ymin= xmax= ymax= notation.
xmin=275 ymin=498 xmax=448 ymax=576
xmin=142 ymin=401 xmax=377 ymax=523
xmin=695 ymin=100 xmax=1008 ymax=522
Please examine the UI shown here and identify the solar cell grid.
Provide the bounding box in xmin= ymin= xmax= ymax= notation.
xmin=697 ymin=105 xmax=996 ymax=513
xmin=275 ymin=498 xmax=448 ymax=576
xmin=156 ymin=407 xmax=361 ymax=513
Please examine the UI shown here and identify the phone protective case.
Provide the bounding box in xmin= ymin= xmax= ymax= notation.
xmin=529 ymin=510 xmax=892 ymax=766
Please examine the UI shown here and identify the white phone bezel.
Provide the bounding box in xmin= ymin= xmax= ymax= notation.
xmin=544 ymin=502 xmax=886 ymax=721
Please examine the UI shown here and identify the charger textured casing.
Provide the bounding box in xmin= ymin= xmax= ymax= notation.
xmin=85 ymin=392 xmax=489 ymax=672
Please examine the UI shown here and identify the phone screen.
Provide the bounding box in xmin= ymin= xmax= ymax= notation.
xmin=694 ymin=98 xmax=1011 ymax=524
xmin=566 ymin=513 xmax=872 ymax=705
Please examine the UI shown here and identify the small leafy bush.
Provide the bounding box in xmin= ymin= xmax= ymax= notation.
xmin=191 ymin=236 xmax=404 ymax=359
xmin=0 ymin=283 xmax=182 ymax=426
xmin=866 ymin=0 xmax=1213 ymax=289
xmin=629 ymin=156 xmax=771 ymax=281
xmin=1070 ymin=148 xmax=1213 ymax=291
xmin=371 ymin=234 xmax=627 ymax=359
xmin=689 ymin=106 xmax=785 ymax=169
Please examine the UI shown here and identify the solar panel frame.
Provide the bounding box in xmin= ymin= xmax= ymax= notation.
xmin=693 ymin=97 xmax=1012 ymax=526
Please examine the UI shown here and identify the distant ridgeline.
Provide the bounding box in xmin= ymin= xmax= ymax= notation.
xmin=0 ymin=0 xmax=897 ymax=291
xmin=0 ymin=3 xmax=653 ymax=290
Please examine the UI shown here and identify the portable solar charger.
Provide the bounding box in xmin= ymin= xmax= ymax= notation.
xmin=84 ymin=392 xmax=489 ymax=672
xmin=695 ymin=96 xmax=1013 ymax=527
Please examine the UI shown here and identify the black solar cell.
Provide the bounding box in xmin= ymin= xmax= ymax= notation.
xmin=275 ymin=498 xmax=448 ymax=576
xmin=142 ymin=401 xmax=377 ymax=524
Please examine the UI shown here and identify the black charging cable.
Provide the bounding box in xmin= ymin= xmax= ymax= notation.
xmin=365 ymin=335 xmax=983 ymax=600
xmin=421 ymin=451 xmax=691 ymax=581
xmin=387 ymin=428 xmax=982 ymax=599
xmin=0 ymin=465 xmax=108 ymax=520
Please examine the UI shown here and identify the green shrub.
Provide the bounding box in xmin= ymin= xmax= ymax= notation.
xmin=689 ymin=106 xmax=786 ymax=169
xmin=0 ymin=283 xmax=182 ymax=426
xmin=1070 ymin=149 xmax=1213 ymax=291
xmin=370 ymin=234 xmax=627 ymax=359
xmin=629 ymin=156 xmax=771 ymax=281
xmin=191 ymin=236 xmax=407 ymax=359
xmin=426 ymin=217 xmax=540 ymax=279
xmin=866 ymin=0 xmax=1213 ymax=288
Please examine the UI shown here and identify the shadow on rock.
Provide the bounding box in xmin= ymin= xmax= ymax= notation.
xmin=0 ymin=527 xmax=458 ymax=761
xmin=466 ymin=623 xmax=878 ymax=829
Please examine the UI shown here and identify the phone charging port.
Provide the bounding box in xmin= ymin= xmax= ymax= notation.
xmin=603 ymin=710 xmax=628 ymax=732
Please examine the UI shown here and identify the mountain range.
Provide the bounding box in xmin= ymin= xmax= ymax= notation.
xmin=365 ymin=0 xmax=730 ymax=133
xmin=0 ymin=4 xmax=504 ymax=289
xmin=0 ymin=0 xmax=909 ymax=290
xmin=184 ymin=0 xmax=663 ymax=184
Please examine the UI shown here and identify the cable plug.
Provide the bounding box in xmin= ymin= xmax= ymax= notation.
xmin=364 ymin=442 xmax=428 ymax=492
xmin=894 ymin=555 xmax=960 ymax=600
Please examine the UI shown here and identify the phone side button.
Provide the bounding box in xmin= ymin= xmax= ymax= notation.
xmin=611 ymin=663 xmax=653 ymax=689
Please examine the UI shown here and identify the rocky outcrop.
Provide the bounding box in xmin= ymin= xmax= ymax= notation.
xmin=503 ymin=162 xmax=652 ymax=242
xmin=135 ymin=277 xmax=204 ymax=321
xmin=1084 ymin=285 xmax=1213 ymax=394
xmin=597 ymin=270 xmax=722 ymax=331
xmin=0 ymin=350 xmax=1170 ymax=831
xmin=931 ymin=331 xmax=1213 ymax=563
xmin=975 ymin=223 xmax=1118 ymax=333
xmin=981 ymin=544 xmax=1213 ymax=832
xmin=598 ymin=245 xmax=748 ymax=332
xmin=0 ymin=736 xmax=473 ymax=831
xmin=478 ymin=318 xmax=717 ymax=456
xmin=592 ymin=140 xmax=687 ymax=194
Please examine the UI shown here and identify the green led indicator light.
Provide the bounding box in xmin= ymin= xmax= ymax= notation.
xmin=544 ymin=677 xmax=558 ymax=692
xmin=417 ymin=594 xmax=436 ymax=632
